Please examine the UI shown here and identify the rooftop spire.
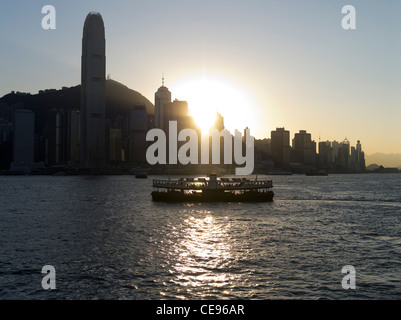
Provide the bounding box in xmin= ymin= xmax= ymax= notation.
xmin=162 ymin=73 xmax=165 ymax=86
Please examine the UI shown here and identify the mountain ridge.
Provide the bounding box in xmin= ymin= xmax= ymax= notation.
xmin=0 ymin=78 xmax=154 ymax=119
xmin=365 ymin=152 xmax=401 ymax=168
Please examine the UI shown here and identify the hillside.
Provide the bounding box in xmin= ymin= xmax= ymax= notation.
xmin=0 ymin=79 xmax=154 ymax=133
xmin=365 ymin=153 xmax=401 ymax=168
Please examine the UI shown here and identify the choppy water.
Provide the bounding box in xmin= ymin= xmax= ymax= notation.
xmin=0 ymin=173 xmax=400 ymax=300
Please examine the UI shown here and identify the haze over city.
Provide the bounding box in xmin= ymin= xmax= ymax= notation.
xmin=0 ymin=0 xmax=400 ymax=156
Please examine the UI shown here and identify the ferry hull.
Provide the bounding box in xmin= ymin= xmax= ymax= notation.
xmin=152 ymin=190 xmax=274 ymax=203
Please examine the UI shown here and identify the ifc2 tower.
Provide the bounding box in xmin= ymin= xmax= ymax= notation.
xmin=80 ymin=12 xmax=106 ymax=168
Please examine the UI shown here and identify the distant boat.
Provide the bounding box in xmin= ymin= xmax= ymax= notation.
xmin=130 ymin=168 xmax=149 ymax=178
xmin=151 ymin=173 xmax=274 ymax=202
xmin=135 ymin=172 xmax=148 ymax=179
xmin=53 ymin=171 xmax=66 ymax=176
xmin=306 ymin=170 xmax=328 ymax=176
xmin=267 ymin=169 xmax=293 ymax=175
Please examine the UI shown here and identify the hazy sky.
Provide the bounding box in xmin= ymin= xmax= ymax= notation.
xmin=0 ymin=0 xmax=400 ymax=155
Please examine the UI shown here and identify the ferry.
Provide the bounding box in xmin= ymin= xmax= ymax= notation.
xmin=151 ymin=174 xmax=274 ymax=202
xmin=306 ymin=170 xmax=328 ymax=176
xmin=135 ymin=172 xmax=148 ymax=179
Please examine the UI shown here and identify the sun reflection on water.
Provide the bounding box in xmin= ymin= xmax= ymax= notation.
xmin=167 ymin=214 xmax=241 ymax=297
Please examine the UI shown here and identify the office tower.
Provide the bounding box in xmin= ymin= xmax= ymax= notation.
xmin=80 ymin=12 xmax=106 ymax=168
xmin=154 ymin=77 xmax=172 ymax=131
xmin=212 ymin=112 xmax=225 ymax=132
xmin=318 ymin=141 xmax=332 ymax=167
xmin=359 ymin=151 xmax=366 ymax=171
xmin=164 ymin=99 xmax=195 ymax=132
xmin=356 ymin=140 xmax=362 ymax=170
xmin=13 ymin=109 xmax=35 ymax=165
xmin=338 ymin=138 xmax=350 ymax=169
xmin=356 ymin=140 xmax=365 ymax=171
xmin=69 ymin=109 xmax=80 ymax=163
xmin=331 ymin=140 xmax=340 ymax=163
xmin=271 ymin=127 xmax=291 ymax=167
xmin=147 ymin=114 xmax=155 ymax=131
xmin=293 ymin=130 xmax=315 ymax=165
xmin=0 ymin=103 xmax=10 ymax=122
xmin=0 ymin=121 xmax=13 ymax=170
xmin=109 ymin=128 xmax=123 ymax=162
xmin=350 ymin=146 xmax=356 ymax=170
xmin=356 ymin=140 xmax=362 ymax=154
xmin=129 ymin=104 xmax=148 ymax=164
xmin=47 ymin=108 xmax=69 ymax=165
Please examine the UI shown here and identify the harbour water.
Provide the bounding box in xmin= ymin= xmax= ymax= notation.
xmin=0 ymin=173 xmax=400 ymax=300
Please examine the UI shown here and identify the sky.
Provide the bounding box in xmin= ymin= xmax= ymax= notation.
xmin=0 ymin=0 xmax=400 ymax=155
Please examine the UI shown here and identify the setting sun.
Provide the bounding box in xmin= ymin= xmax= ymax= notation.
xmin=172 ymin=75 xmax=256 ymax=134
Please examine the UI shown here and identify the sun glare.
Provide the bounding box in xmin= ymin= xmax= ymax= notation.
xmin=172 ymin=75 xmax=255 ymax=135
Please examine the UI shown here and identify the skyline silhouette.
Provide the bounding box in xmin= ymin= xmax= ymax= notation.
xmin=2 ymin=75 xmax=392 ymax=173
xmin=1 ymin=2 xmax=401 ymax=305
xmin=0 ymin=1 xmax=400 ymax=157
xmin=1 ymin=76 xmax=399 ymax=168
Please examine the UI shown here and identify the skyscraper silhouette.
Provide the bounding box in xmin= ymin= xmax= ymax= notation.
xmin=271 ymin=127 xmax=290 ymax=168
xmin=80 ymin=12 xmax=106 ymax=168
xmin=293 ymin=130 xmax=316 ymax=165
xmin=154 ymin=76 xmax=172 ymax=131
xmin=13 ymin=109 xmax=35 ymax=166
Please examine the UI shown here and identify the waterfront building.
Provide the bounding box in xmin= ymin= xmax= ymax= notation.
xmin=109 ymin=128 xmax=123 ymax=162
xmin=12 ymin=109 xmax=35 ymax=166
xmin=47 ymin=108 xmax=68 ymax=165
xmin=69 ymin=109 xmax=80 ymax=163
xmin=293 ymin=130 xmax=316 ymax=165
xmin=318 ymin=140 xmax=332 ymax=167
xmin=129 ymin=104 xmax=148 ymax=164
xmin=80 ymin=12 xmax=106 ymax=168
xmin=337 ymin=138 xmax=350 ymax=169
xmin=154 ymin=77 xmax=172 ymax=131
xmin=271 ymin=127 xmax=291 ymax=167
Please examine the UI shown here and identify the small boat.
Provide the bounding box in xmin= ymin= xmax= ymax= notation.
xmin=306 ymin=170 xmax=328 ymax=176
xmin=130 ymin=168 xmax=148 ymax=179
xmin=151 ymin=174 xmax=274 ymax=202
xmin=135 ymin=172 xmax=148 ymax=179
xmin=267 ymin=169 xmax=293 ymax=175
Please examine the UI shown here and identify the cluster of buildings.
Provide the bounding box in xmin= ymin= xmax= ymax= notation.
xmin=0 ymin=12 xmax=213 ymax=174
xmin=0 ymin=12 xmax=366 ymax=175
xmin=254 ymin=127 xmax=366 ymax=173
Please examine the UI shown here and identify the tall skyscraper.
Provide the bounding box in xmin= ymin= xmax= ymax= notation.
xmin=163 ymin=99 xmax=192 ymax=132
xmin=154 ymin=77 xmax=172 ymax=131
xmin=331 ymin=140 xmax=340 ymax=163
xmin=355 ymin=140 xmax=365 ymax=171
xmin=69 ymin=109 xmax=80 ymax=163
xmin=337 ymin=138 xmax=350 ymax=169
xmin=129 ymin=104 xmax=148 ymax=164
xmin=109 ymin=128 xmax=123 ymax=162
xmin=80 ymin=12 xmax=106 ymax=168
xmin=47 ymin=108 xmax=68 ymax=165
xmin=271 ymin=127 xmax=291 ymax=167
xmin=0 ymin=121 xmax=13 ymax=170
xmin=318 ymin=140 xmax=332 ymax=167
xmin=212 ymin=112 xmax=225 ymax=132
xmin=13 ymin=109 xmax=35 ymax=166
xmin=293 ymin=130 xmax=316 ymax=165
